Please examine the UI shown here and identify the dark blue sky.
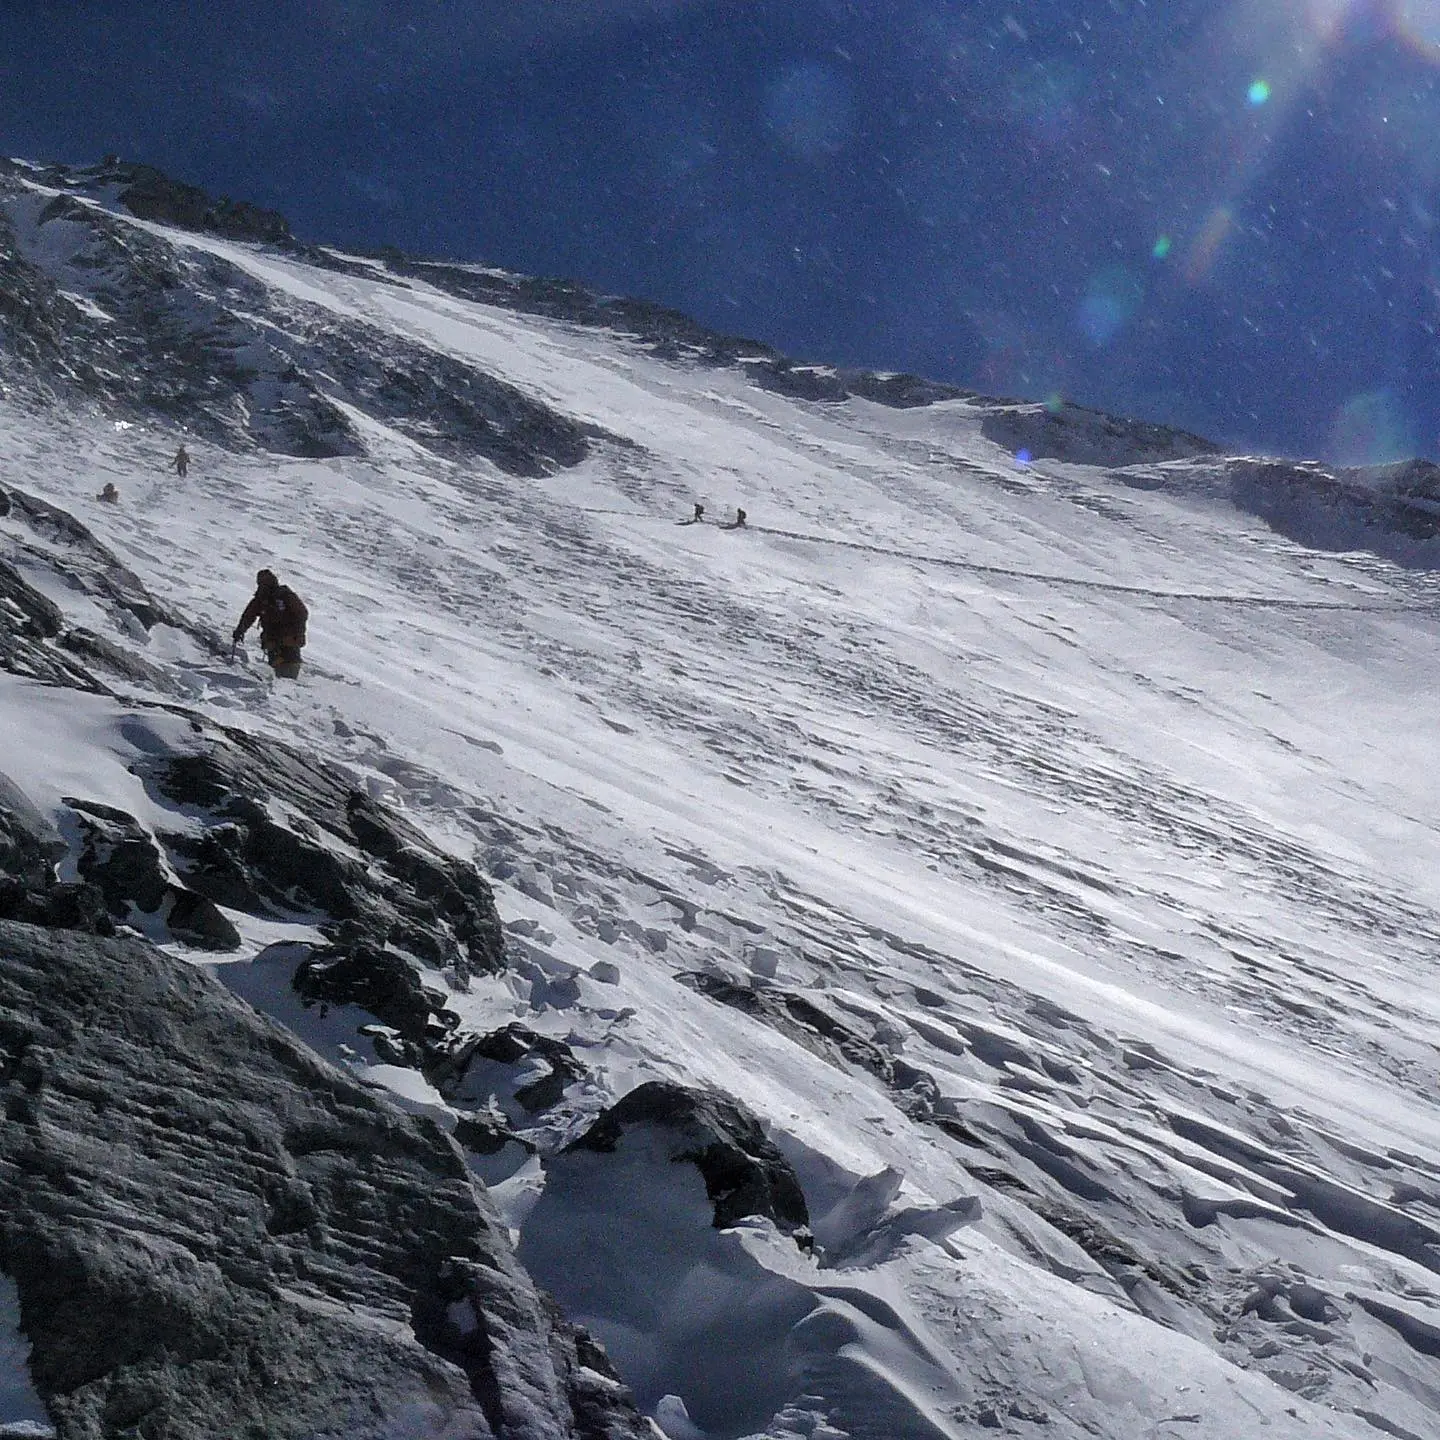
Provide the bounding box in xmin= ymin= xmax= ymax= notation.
xmin=5 ymin=0 xmax=1440 ymax=462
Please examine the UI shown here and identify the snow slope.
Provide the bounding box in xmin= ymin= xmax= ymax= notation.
xmin=4 ymin=185 xmax=1440 ymax=1439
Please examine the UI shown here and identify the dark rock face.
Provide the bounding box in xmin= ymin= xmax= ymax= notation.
xmin=0 ymin=777 xmax=113 ymax=935
xmin=1228 ymin=457 xmax=1440 ymax=567
xmin=0 ymin=203 xmax=75 ymax=387
xmin=293 ymin=937 xmax=460 ymax=1050
xmin=0 ymin=556 xmax=106 ymax=693
xmin=105 ymin=160 xmax=294 ymax=244
xmin=0 ymin=480 xmax=226 ymax=696
xmin=0 ymin=555 xmax=62 ymax=637
xmin=429 ymin=1022 xmax=588 ymax=1115
xmin=146 ymin=725 xmax=505 ymax=981
xmin=979 ymin=402 xmax=1220 ymax=467
xmin=571 ymin=1080 xmax=810 ymax=1241
xmin=394 ymin=258 xmax=978 ymax=416
xmin=65 ymin=797 xmax=241 ymax=951
xmin=5 ymin=487 xmax=176 ymax=632
xmin=0 ymin=918 xmax=652 ymax=1440
xmin=0 ymin=159 xmax=607 ymax=474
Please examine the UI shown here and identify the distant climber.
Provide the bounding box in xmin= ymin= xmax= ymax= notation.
xmin=233 ymin=568 xmax=308 ymax=678
xmin=97 ymin=482 xmax=120 ymax=503
xmin=679 ymin=502 xmax=705 ymax=525
xmin=720 ymin=507 xmax=747 ymax=530
xmin=173 ymin=445 xmax=190 ymax=478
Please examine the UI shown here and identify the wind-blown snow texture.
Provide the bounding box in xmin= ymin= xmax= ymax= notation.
xmin=3 ymin=159 xmax=1440 ymax=1439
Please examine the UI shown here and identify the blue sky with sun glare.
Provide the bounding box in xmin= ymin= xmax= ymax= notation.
xmin=4 ymin=0 xmax=1440 ymax=462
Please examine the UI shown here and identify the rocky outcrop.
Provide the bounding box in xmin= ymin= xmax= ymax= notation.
xmin=429 ymin=1022 xmax=588 ymax=1116
xmin=0 ymin=481 xmax=227 ymax=697
xmin=0 ymin=775 xmax=112 ymax=935
xmin=5 ymin=488 xmax=177 ymax=633
xmin=65 ymin=797 xmax=241 ymax=951
xmin=569 ymin=1080 xmax=810 ymax=1242
xmin=0 ymin=673 xmax=507 ymax=980
xmin=398 ymin=257 xmax=976 ymax=414
xmin=105 ymin=160 xmax=294 ymax=244
xmin=980 ymin=400 xmax=1220 ymax=467
xmin=146 ymin=725 xmax=505 ymax=980
xmin=0 ymin=159 xmax=608 ymax=473
xmin=1228 ymin=456 xmax=1440 ymax=567
xmin=0 ymin=917 xmax=653 ymax=1440
xmin=0 ymin=556 xmax=103 ymax=693
xmin=293 ymin=936 xmax=461 ymax=1055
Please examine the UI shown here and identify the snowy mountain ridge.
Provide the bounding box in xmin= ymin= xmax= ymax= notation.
xmin=2 ymin=160 xmax=1440 ymax=1440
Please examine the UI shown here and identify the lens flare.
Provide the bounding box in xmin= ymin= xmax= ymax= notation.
xmin=764 ymin=62 xmax=854 ymax=161
xmin=1184 ymin=206 xmax=1235 ymax=284
xmin=1247 ymin=79 xmax=1272 ymax=105
xmin=1077 ymin=267 xmax=1145 ymax=346
xmin=1152 ymin=235 xmax=1173 ymax=260
xmin=1395 ymin=0 xmax=1440 ymax=60
xmin=1329 ymin=387 xmax=1415 ymax=466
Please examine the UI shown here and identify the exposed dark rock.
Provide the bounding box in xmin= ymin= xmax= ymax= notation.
xmin=106 ymin=161 xmax=294 ymax=245
xmin=570 ymin=1080 xmax=811 ymax=1241
xmin=293 ymin=936 xmax=460 ymax=1047
xmin=67 ymin=797 xmax=170 ymax=911
xmin=0 ymin=771 xmax=62 ymax=878
xmin=65 ymin=797 xmax=242 ymax=952
xmin=4 ymin=487 xmax=175 ymax=632
xmin=145 ymin=724 xmax=505 ymax=979
xmin=0 ymin=159 xmax=611 ymax=474
xmin=58 ymin=626 xmax=177 ymax=691
xmin=0 ymin=876 xmax=114 ymax=934
xmin=679 ymin=972 xmax=889 ymax=1069
xmin=552 ymin=1302 xmax=651 ymax=1440
xmin=844 ymin=371 xmax=967 ymax=408
xmin=394 ymin=256 xmax=980 ymax=416
xmin=0 ymin=779 xmax=114 ymax=936
xmin=0 ymin=554 xmax=110 ymax=691
xmin=1228 ymin=457 xmax=1440 ymax=567
xmin=980 ymin=401 xmax=1220 ymax=467
xmin=750 ymin=361 xmax=852 ymax=403
xmin=0 ymin=203 xmax=77 ymax=388
xmin=0 ymin=480 xmax=225 ymax=694
xmin=0 ymin=555 xmax=63 ymax=637
xmin=0 ymin=587 xmax=107 ymax=690
xmin=0 ymin=917 xmax=653 ymax=1439
xmin=454 ymin=1109 xmax=534 ymax=1158
xmin=429 ymin=1022 xmax=588 ymax=1114
xmin=165 ymin=886 xmax=244 ymax=951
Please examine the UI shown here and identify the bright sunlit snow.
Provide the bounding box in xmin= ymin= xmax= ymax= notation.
xmin=3 ymin=200 xmax=1440 ymax=1439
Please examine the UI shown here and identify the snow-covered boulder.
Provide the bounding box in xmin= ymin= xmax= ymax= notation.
xmin=570 ymin=1081 xmax=811 ymax=1239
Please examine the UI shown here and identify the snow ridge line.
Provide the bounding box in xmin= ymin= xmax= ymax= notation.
xmin=577 ymin=509 xmax=1409 ymax=612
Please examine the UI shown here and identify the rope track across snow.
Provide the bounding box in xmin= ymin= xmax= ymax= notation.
xmin=574 ymin=508 xmax=1418 ymax=613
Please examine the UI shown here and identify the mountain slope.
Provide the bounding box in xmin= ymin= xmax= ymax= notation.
xmin=2 ymin=162 xmax=1439 ymax=1440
